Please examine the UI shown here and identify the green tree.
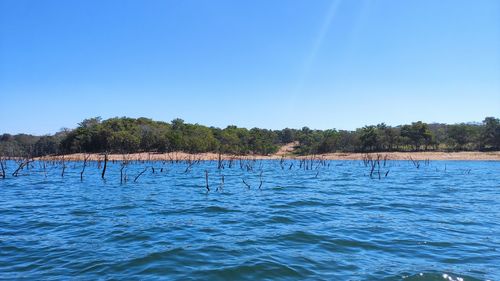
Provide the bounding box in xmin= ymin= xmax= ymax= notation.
xmin=481 ymin=117 xmax=500 ymax=150
xmin=400 ymin=121 xmax=433 ymax=151
xmin=359 ymin=126 xmax=379 ymax=151
xmin=447 ymin=124 xmax=474 ymax=151
xmin=218 ymin=126 xmax=244 ymax=154
xmin=34 ymin=136 xmax=59 ymax=156
xmin=317 ymin=129 xmax=339 ymax=153
xmin=183 ymin=124 xmax=218 ymax=153
xmin=6 ymin=116 xmax=499 ymax=157
xmin=278 ymin=128 xmax=295 ymax=144
xmin=248 ymin=128 xmax=279 ymax=154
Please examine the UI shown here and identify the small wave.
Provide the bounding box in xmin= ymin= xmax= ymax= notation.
xmin=266 ymin=215 xmax=295 ymax=224
xmin=385 ymin=272 xmax=485 ymax=281
xmin=276 ymin=230 xmax=328 ymax=244
xmin=193 ymin=258 xmax=310 ymax=281
xmin=203 ymin=205 xmax=238 ymax=213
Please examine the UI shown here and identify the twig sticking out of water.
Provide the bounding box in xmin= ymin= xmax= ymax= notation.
xmin=217 ymin=174 xmax=224 ymax=192
xmin=61 ymin=156 xmax=66 ymax=178
xmin=0 ymin=158 xmax=6 ymax=179
xmin=184 ymin=159 xmax=199 ymax=173
xmin=409 ymin=156 xmax=420 ymax=169
xmin=242 ymin=179 xmax=251 ymax=189
xmin=42 ymin=161 xmax=47 ymax=178
xmin=217 ymin=152 xmax=223 ymax=170
xmin=362 ymin=154 xmax=371 ymax=167
xmin=120 ymin=161 xmax=128 ymax=184
xmin=134 ymin=167 xmax=149 ymax=182
xmin=369 ymin=160 xmax=376 ymax=179
xmin=13 ymin=159 xmax=33 ymax=177
xmin=377 ymin=155 xmax=381 ymax=180
xmin=205 ymin=170 xmax=210 ymax=192
xmin=101 ymin=153 xmax=108 ymax=180
xmin=80 ymin=154 xmax=90 ymax=181
xmin=259 ymin=171 xmax=263 ymax=189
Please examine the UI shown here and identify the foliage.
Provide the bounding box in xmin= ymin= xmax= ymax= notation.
xmin=481 ymin=117 xmax=500 ymax=150
xmin=1 ymin=116 xmax=499 ymax=157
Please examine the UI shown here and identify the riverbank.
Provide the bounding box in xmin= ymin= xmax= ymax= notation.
xmin=36 ymin=151 xmax=500 ymax=161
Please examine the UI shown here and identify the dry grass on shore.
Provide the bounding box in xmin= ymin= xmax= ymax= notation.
xmin=36 ymin=151 xmax=500 ymax=162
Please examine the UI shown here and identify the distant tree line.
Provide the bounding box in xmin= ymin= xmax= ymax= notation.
xmin=1 ymin=116 xmax=499 ymax=157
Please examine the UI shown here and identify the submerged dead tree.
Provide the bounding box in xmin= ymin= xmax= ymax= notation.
xmin=120 ymin=161 xmax=128 ymax=184
xmin=217 ymin=152 xmax=223 ymax=170
xmin=409 ymin=156 xmax=420 ymax=169
xmin=101 ymin=153 xmax=108 ymax=180
xmin=217 ymin=174 xmax=224 ymax=192
xmin=242 ymin=179 xmax=251 ymax=189
xmin=0 ymin=158 xmax=5 ymax=179
xmin=61 ymin=156 xmax=66 ymax=177
xmin=258 ymin=171 xmax=263 ymax=189
xmin=80 ymin=154 xmax=90 ymax=181
xmin=205 ymin=170 xmax=210 ymax=192
xmin=134 ymin=167 xmax=148 ymax=183
xmin=12 ymin=159 xmax=33 ymax=177
xmin=42 ymin=161 xmax=47 ymax=178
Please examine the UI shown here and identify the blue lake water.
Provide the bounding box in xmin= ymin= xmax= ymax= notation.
xmin=0 ymin=159 xmax=499 ymax=280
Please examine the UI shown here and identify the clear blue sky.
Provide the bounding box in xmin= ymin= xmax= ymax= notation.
xmin=1 ymin=0 xmax=499 ymax=135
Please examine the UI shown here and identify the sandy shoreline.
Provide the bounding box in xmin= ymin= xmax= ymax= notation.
xmin=34 ymin=151 xmax=500 ymax=161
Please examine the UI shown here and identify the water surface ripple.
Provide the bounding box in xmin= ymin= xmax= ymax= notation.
xmin=0 ymin=160 xmax=499 ymax=280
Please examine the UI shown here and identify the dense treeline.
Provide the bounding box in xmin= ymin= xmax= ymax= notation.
xmin=1 ymin=117 xmax=499 ymax=157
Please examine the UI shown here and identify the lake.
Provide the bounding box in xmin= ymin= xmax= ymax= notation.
xmin=0 ymin=159 xmax=499 ymax=280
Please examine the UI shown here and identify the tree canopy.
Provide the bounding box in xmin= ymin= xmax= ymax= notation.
xmin=1 ymin=116 xmax=499 ymax=157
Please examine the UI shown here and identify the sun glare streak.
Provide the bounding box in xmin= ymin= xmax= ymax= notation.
xmin=285 ymin=0 xmax=375 ymax=123
xmin=289 ymin=0 xmax=342 ymax=108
